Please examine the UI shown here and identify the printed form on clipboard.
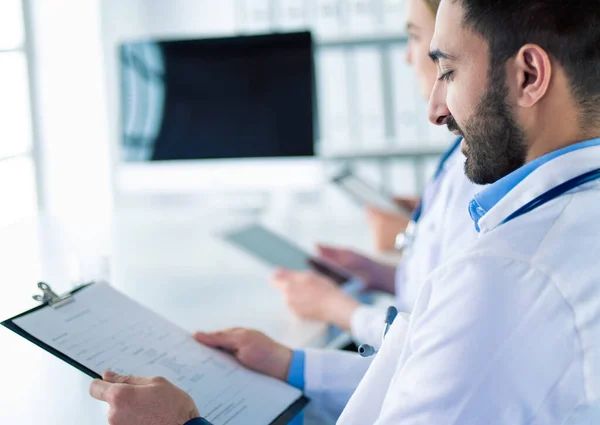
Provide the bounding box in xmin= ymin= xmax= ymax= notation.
xmin=1 ymin=282 xmax=308 ymax=425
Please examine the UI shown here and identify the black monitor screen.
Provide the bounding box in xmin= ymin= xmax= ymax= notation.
xmin=119 ymin=31 xmax=315 ymax=162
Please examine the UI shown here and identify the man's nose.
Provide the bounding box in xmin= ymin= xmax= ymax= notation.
xmin=428 ymin=80 xmax=451 ymax=126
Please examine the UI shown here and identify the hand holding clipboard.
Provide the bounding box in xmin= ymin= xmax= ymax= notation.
xmin=2 ymin=282 xmax=309 ymax=425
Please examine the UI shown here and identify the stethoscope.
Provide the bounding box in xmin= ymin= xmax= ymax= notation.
xmin=363 ymin=166 xmax=600 ymax=358
xmin=358 ymin=306 xmax=398 ymax=357
xmin=395 ymin=138 xmax=463 ymax=252
xmin=500 ymin=167 xmax=600 ymax=225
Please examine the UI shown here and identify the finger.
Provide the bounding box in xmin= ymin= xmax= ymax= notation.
xmin=319 ymin=245 xmax=349 ymax=263
xmin=194 ymin=331 xmax=217 ymax=346
xmin=316 ymin=244 xmax=332 ymax=255
xmin=89 ymin=378 xmax=117 ymax=402
xmin=272 ymin=268 xmax=291 ymax=280
xmin=103 ymin=371 xmax=154 ymax=386
xmin=194 ymin=326 xmax=245 ymax=344
xmin=270 ymin=269 xmax=293 ymax=290
xmin=193 ymin=330 xmax=242 ymax=354
xmin=317 ymin=244 xmax=338 ymax=259
xmin=368 ymin=206 xmax=385 ymax=218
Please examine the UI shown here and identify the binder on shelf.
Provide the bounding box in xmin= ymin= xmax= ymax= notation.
xmin=315 ymin=49 xmax=352 ymax=152
xmin=275 ymin=0 xmax=308 ymax=30
xmin=2 ymin=281 xmax=309 ymax=425
xmin=347 ymin=0 xmax=378 ymax=35
xmin=314 ymin=0 xmax=346 ymax=36
xmin=353 ymin=46 xmax=386 ymax=149
xmin=389 ymin=44 xmax=420 ymax=147
xmin=382 ymin=0 xmax=407 ymax=32
xmin=243 ymin=0 xmax=272 ymax=32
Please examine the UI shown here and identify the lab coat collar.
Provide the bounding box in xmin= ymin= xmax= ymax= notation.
xmin=473 ymin=141 xmax=600 ymax=234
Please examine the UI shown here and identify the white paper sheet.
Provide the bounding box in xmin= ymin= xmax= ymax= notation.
xmin=13 ymin=283 xmax=303 ymax=425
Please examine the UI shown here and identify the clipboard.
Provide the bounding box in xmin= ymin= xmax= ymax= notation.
xmin=2 ymin=282 xmax=101 ymax=378
xmin=1 ymin=282 xmax=309 ymax=425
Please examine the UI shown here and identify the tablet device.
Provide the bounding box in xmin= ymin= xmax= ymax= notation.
xmin=221 ymin=224 xmax=352 ymax=285
xmin=331 ymin=168 xmax=412 ymax=215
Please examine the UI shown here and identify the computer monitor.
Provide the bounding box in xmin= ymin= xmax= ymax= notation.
xmin=119 ymin=31 xmax=316 ymax=163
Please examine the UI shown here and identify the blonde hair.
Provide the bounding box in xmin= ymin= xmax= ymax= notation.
xmin=424 ymin=0 xmax=442 ymax=15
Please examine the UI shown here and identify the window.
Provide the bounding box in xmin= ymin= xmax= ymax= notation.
xmin=0 ymin=0 xmax=37 ymax=227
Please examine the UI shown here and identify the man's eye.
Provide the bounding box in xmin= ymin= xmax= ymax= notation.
xmin=438 ymin=70 xmax=455 ymax=82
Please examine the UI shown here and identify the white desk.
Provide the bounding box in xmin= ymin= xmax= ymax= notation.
xmin=0 ymin=192 xmax=392 ymax=424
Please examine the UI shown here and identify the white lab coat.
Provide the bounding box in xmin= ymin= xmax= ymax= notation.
xmin=312 ymin=146 xmax=600 ymax=424
xmin=350 ymin=146 xmax=483 ymax=347
xmin=302 ymin=146 xmax=482 ymax=424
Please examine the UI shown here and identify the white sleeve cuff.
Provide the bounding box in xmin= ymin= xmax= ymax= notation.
xmin=303 ymin=348 xmax=374 ymax=424
xmin=350 ymin=305 xmax=387 ymax=348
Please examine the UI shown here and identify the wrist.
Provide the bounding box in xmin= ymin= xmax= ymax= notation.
xmin=183 ymin=406 xmax=201 ymax=424
xmin=272 ymin=345 xmax=294 ymax=381
xmin=184 ymin=418 xmax=211 ymax=425
xmin=324 ymin=292 xmax=361 ymax=330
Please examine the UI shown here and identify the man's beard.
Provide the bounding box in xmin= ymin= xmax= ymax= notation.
xmin=448 ymin=66 xmax=528 ymax=185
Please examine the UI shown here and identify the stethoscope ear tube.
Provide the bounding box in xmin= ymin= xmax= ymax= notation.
xmin=357 ymin=306 xmax=399 ymax=358
xmin=358 ymin=344 xmax=377 ymax=357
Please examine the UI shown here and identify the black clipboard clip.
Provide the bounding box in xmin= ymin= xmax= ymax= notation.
xmin=32 ymin=282 xmax=75 ymax=309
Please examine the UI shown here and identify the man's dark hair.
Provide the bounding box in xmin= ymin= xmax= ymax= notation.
xmin=456 ymin=0 xmax=600 ymax=128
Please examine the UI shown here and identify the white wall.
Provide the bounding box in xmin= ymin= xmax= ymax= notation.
xmin=29 ymin=0 xmax=438 ymax=226
xmin=100 ymin=0 xmax=324 ymax=194
xmin=29 ymin=0 xmax=249 ymax=226
xmin=28 ymin=0 xmax=112 ymax=248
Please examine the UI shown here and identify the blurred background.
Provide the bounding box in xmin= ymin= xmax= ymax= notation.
xmin=0 ymin=1 xmax=452 ymax=422
xmin=2 ymin=0 xmax=450 ymax=230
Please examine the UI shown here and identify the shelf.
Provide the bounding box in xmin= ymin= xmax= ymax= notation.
xmin=315 ymin=33 xmax=408 ymax=49
xmin=0 ymin=47 xmax=24 ymax=53
xmin=229 ymin=30 xmax=409 ymax=48
xmin=0 ymin=150 xmax=32 ymax=163
xmin=319 ymin=145 xmax=447 ymax=160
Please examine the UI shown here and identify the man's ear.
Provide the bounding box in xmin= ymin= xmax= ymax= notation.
xmin=511 ymin=44 xmax=552 ymax=108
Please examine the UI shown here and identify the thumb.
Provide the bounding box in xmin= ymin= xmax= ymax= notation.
xmin=102 ymin=371 xmax=154 ymax=385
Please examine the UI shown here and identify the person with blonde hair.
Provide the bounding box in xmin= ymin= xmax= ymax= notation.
xmin=362 ymin=0 xmax=444 ymax=254
xmin=270 ymin=0 xmax=481 ymax=350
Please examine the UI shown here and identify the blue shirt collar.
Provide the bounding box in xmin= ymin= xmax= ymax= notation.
xmin=469 ymin=137 xmax=600 ymax=231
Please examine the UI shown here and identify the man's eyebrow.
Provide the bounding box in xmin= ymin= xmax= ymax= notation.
xmin=428 ymin=49 xmax=456 ymax=63
xmin=406 ymin=22 xmax=420 ymax=31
